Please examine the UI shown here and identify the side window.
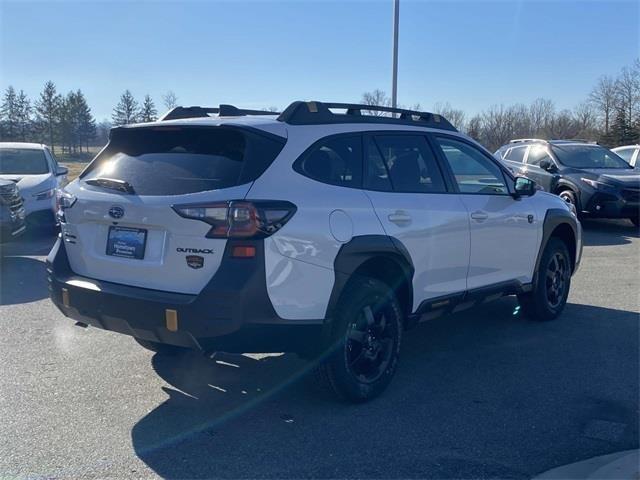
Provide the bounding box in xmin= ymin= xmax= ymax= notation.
xmin=370 ymin=135 xmax=446 ymax=193
xmin=434 ymin=136 xmax=508 ymax=195
xmin=526 ymin=145 xmax=553 ymax=166
xmin=615 ymin=148 xmax=634 ymax=163
xmin=296 ymin=135 xmax=362 ymax=188
xmin=505 ymin=146 xmax=527 ymax=163
xmin=364 ymin=138 xmax=393 ymax=191
xmin=43 ymin=148 xmax=56 ymax=173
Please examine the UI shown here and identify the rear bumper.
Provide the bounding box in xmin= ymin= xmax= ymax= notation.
xmin=47 ymin=238 xmax=323 ymax=354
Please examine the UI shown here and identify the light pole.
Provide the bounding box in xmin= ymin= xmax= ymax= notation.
xmin=391 ymin=0 xmax=399 ymax=109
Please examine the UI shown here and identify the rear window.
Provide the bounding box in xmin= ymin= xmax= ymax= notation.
xmin=81 ymin=126 xmax=285 ymax=196
xmin=0 ymin=148 xmax=49 ymax=175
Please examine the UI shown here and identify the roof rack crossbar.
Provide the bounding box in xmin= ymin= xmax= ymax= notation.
xmin=160 ymin=105 xmax=280 ymax=121
xmin=277 ymin=101 xmax=457 ymax=131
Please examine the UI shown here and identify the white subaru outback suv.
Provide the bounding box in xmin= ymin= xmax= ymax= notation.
xmin=48 ymin=101 xmax=582 ymax=402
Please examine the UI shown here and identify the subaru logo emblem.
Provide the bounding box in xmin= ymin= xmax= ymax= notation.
xmin=108 ymin=206 xmax=125 ymax=219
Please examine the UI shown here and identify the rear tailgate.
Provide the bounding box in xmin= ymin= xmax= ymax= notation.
xmin=60 ymin=124 xmax=285 ymax=294
xmin=61 ymin=183 xmax=252 ymax=294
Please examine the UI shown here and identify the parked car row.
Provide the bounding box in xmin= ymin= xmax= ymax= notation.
xmin=495 ymin=139 xmax=640 ymax=226
xmin=0 ymin=142 xmax=68 ymax=242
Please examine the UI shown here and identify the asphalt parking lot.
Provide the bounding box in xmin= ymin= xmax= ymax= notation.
xmin=0 ymin=220 xmax=638 ymax=479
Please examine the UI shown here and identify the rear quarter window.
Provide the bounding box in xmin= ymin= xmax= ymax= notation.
xmin=81 ymin=126 xmax=285 ymax=196
xmin=294 ymin=134 xmax=363 ymax=188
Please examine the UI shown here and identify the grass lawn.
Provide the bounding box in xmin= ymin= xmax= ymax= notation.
xmin=61 ymin=161 xmax=88 ymax=181
xmin=56 ymin=145 xmax=101 ymax=180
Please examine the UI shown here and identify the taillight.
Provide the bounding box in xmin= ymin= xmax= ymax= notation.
xmin=55 ymin=189 xmax=77 ymax=223
xmin=172 ymin=200 xmax=296 ymax=239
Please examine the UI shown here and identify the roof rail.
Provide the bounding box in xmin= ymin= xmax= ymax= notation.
xmin=509 ymin=138 xmax=548 ymax=144
xmin=159 ymin=105 xmax=280 ymax=121
xmin=550 ymin=139 xmax=597 ymax=144
xmin=277 ymin=101 xmax=457 ymax=131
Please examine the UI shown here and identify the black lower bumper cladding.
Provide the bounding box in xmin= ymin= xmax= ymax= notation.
xmin=47 ymin=238 xmax=322 ymax=354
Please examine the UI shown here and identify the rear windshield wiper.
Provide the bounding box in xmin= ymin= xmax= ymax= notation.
xmin=85 ymin=177 xmax=135 ymax=194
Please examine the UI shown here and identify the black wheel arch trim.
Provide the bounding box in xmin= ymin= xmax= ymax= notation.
xmin=534 ymin=208 xmax=580 ymax=282
xmin=325 ymin=235 xmax=414 ymax=326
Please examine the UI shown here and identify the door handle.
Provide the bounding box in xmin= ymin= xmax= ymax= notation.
xmin=388 ymin=211 xmax=412 ymax=226
xmin=470 ymin=211 xmax=489 ymax=222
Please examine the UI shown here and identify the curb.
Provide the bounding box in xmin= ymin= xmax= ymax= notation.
xmin=533 ymin=450 xmax=639 ymax=479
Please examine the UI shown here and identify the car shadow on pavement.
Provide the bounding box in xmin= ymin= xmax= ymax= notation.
xmin=0 ymin=256 xmax=50 ymax=305
xmin=581 ymin=219 xmax=639 ymax=247
xmin=131 ymin=299 xmax=639 ymax=479
xmin=0 ymin=232 xmax=57 ymax=305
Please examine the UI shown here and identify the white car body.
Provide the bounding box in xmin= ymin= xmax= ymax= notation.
xmin=48 ymin=101 xmax=582 ymax=369
xmin=0 ymin=142 xmax=68 ymax=227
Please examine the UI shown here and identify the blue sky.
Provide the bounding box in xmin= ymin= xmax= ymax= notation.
xmin=1 ymin=0 xmax=638 ymax=120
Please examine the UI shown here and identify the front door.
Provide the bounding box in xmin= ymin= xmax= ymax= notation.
xmin=362 ymin=133 xmax=470 ymax=311
xmin=431 ymin=135 xmax=540 ymax=290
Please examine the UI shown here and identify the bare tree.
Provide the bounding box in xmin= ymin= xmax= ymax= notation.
xmin=589 ymin=75 xmax=618 ymax=134
xmin=466 ymin=115 xmax=482 ymax=141
xmin=361 ymin=89 xmax=391 ymax=115
xmin=480 ymin=105 xmax=515 ymax=151
xmin=615 ymin=63 xmax=640 ymax=128
xmin=433 ymin=102 xmax=466 ymax=131
xmin=546 ymin=109 xmax=580 ymax=139
xmin=162 ymin=90 xmax=178 ymax=110
xmin=573 ymin=102 xmax=597 ymax=138
xmin=529 ymin=98 xmax=555 ymax=136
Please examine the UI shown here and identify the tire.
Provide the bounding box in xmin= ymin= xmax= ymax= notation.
xmin=558 ymin=189 xmax=579 ymax=213
xmin=518 ymin=237 xmax=571 ymax=321
xmin=315 ymin=277 xmax=403 ymax=403
xmin=134 ymin=338 xmax=188 ymax=356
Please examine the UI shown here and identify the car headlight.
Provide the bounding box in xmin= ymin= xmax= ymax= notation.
xmin=33 ymin=188 xmax=55 ymax=200
xmin=581 ymin=178 xmax=617 ymax=192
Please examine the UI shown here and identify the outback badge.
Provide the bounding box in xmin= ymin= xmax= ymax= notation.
xmin=186 ymin=255 xmax=204 ymax=269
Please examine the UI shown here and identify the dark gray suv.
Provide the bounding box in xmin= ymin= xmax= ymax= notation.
xmin=496 ymin=139 xmax=640 ymax=226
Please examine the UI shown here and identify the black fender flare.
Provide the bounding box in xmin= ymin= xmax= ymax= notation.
xmin=533 ymin=208 xmax=580 ymax=283
xmin=324 ymin=235 xmax=414 ymax=326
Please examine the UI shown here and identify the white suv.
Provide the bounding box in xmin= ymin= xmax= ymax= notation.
xmin=48 ymin=102 xmax=582 ymax=402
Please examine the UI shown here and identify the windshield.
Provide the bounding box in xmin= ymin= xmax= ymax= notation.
xmin=552 ymin=145 xmax=632 ymax=169
xmin=0 ymin=148 xmax=49 ymax=175
xmin=81 ymin=126 xmax=285 ymax=196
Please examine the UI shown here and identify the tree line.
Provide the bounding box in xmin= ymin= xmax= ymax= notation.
xmin=0 ymin=83 xmax=179 ymax=155
xmin=362 ymin=59 xmax=640 ymax=152
xmin=1 ymin=60 xmax=637 ymax=156
xmin=0 ymin=82 xmax=99 ymax=155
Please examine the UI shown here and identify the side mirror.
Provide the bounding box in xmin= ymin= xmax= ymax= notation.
xmin=539 ymin=159 xmax=557 ymax=172
xmin=514 ymin=176 xmax=536 ymax=197
xmin=56 ymin=166 xmax=69 ymax=176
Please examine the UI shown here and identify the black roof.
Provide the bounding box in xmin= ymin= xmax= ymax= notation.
xmin=277 ymin=101 xmax=457 ymax=131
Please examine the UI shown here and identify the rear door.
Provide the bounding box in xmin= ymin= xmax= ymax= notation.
xmin=62 ymin=125 xmax=285 ymax=294
xmin=363 ymin=133 xmax=470 ymax=309
xmin=430 ymin=135 xmax=540 ymax=290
